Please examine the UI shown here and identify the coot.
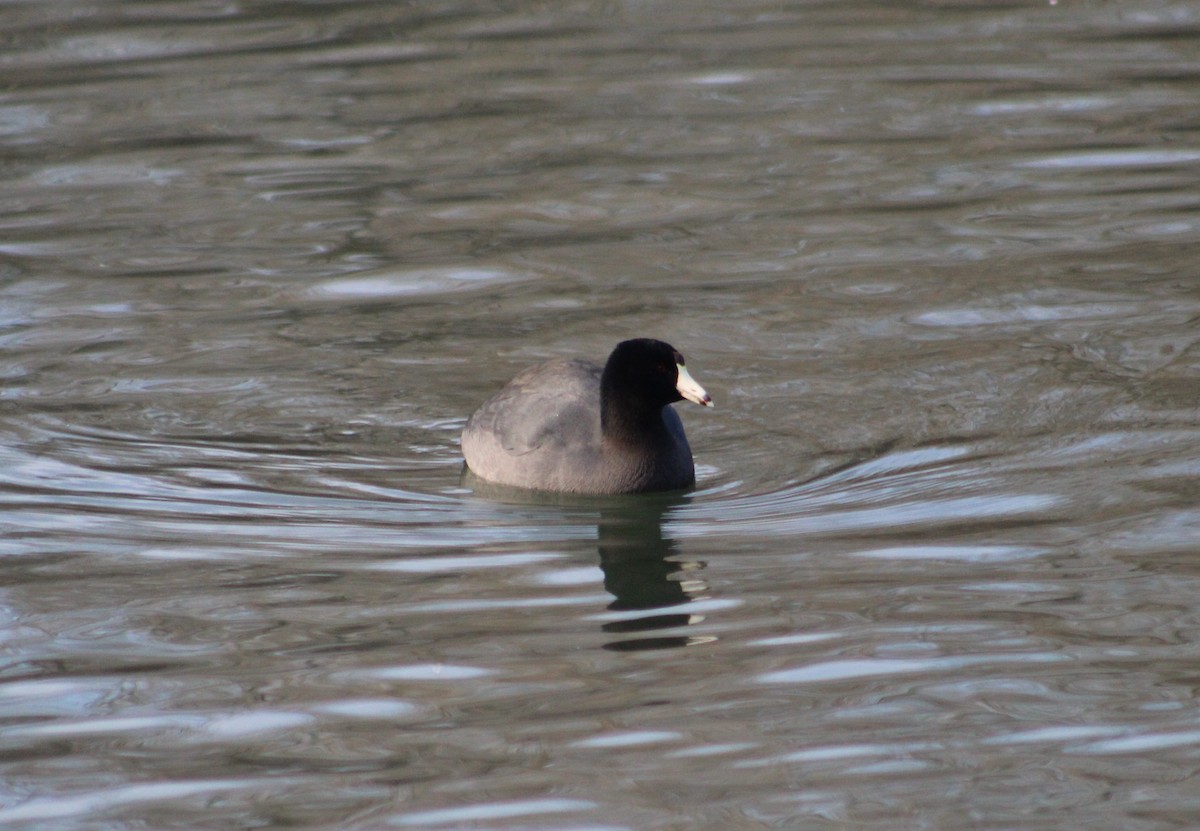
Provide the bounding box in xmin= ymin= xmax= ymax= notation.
xmin=461 ymin=339 xmax=712 ymax=494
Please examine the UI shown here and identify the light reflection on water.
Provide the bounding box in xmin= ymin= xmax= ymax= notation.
xmin=3 ymin=0 xmax=1200 ymax=829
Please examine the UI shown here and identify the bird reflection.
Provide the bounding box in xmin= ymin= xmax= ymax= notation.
xmin=461 ymin=469 xmax=712 ymax=651
xmin=595 ymin=494 xmax=711 ymax=652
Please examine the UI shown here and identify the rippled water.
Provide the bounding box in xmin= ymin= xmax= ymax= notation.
xmin=3 ymin=1 xmax=1200 ymax=828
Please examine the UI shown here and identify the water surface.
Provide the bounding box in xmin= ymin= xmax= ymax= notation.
xmin=3 ymin=1 xmax=1200 ymax=829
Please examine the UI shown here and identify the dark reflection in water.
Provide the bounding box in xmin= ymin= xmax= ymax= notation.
xmin=595 ymin=496 xmax=708 ymax=652
xmin=462 ymin=469 xmax=708 ymax=650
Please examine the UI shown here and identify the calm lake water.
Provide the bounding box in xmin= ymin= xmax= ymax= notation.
xmin=3 ymin=1 xmax=1200 ymax=828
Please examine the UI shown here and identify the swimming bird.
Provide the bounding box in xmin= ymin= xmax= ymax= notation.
xmin=461 ymin=339 xmax=712 ymax=494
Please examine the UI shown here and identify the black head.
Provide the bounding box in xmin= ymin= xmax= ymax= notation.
xmin=601 ymin=339 xmax=712 ymax=411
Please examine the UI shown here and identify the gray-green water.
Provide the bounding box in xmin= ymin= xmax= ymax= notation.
xmin=3 ymin=1 xmax=1200 ymax=828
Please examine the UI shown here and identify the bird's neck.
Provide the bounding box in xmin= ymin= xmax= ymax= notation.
xmin=600 ymin=384 xmax=667 ymax=446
